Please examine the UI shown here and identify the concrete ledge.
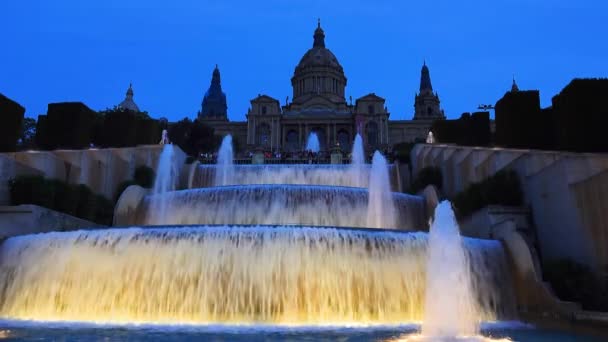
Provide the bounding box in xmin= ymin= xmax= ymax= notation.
xmin=0 ymin=205 xmax=103 ymax=240
xmin=495 ymin=220 xmax=580 ymax=315
xmin=113 ymin=185 xmax=148 ymax=226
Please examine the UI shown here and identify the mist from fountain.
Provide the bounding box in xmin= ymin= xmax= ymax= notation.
xmin=351 ymin=133 xmax=366 ymax=187
xmin=367 ymin=151 xmax=397 ymax=228
xmin=305 ymin=132 xmax=320 ymax=152
xmin=214 ymin=135 xmax=234 ymax=186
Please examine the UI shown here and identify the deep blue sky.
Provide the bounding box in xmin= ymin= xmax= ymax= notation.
xmin=2 ymin=1 xmax=607 ymax=121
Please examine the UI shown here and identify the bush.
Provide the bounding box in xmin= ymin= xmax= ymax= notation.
xmin=8 ymin=175 xmax=113 ymax=225
xmin=95 ymin=195 xmax=114 ymax=226
xmin=39 ymin=102 xmax=95 ymax=149
xmin=75 ymin=184 xmax=97 ymax=222
xmin=9 ymin=175 xmax=55 ymax=209
xmin=409 ymin=167 xmax=442 ymax=194
xmin=50 ymin=180 xmax=79 ymax=216
xmin=134 ymin=165 xmax=155 ymax=188
xmin=102 ymin=110 xmax=138 ymax=147
xmin=543 ymin=259 xmax=608 ymax=311
xmin=0 ymin=94 xmax=25 ymax=152
xmin=452 ymin=170 xmax=523 ymax=219
xmin=431 ymin=112 xmax=491 ymax=147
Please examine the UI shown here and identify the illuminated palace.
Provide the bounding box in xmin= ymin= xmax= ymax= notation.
xmin=198 ymin=21 xmax=445 ymax=152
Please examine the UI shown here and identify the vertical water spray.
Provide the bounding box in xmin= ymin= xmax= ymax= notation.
xmin=422 ymin=201 xmax=479 ymax=338
xmin=305 ymin=132 xmax=320 ymax=152
xmin=367 ymin=151 xmax=397 ymax=228
xmin=351 ymin=133 xmax=366 ymax=187
xmin=149 ymin=144 xmax=182 ymax=223
xmin=214 ymin=135 xmax=234 ymax=186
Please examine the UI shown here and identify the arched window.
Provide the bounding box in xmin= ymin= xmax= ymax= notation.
xmin=427 ymin=107 xmax=432 ymax=115
xmin=256 ymin=123 xmax=271 ymax=147
xmin=262 ymin=106 xmax=267 ymax=115
xmin=365 ymin=121 xmax=379 ymax=147
xmin=368 ymin=105 xmax=375 ymax=114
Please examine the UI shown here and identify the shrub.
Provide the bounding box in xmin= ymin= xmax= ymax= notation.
xmin=9 ymin=175 xmax=55 ymax=209
xmin=0 ymin=94 xmax=25 ymax=152
xmin=543 ymin=259 xmax=608 ymax=311
xmin=134 ymin=165 xmax=155 ymax=188
xmin=409 ymin=167 xmax=442 ymax=194
xmin=452 ymin=169 xmax=523 ymax=219
xmin=41 ymin=102 xmax=95 ymax=149
xmin=49 ymin=180 xmax=79 ymax=216
xmin=102 ymin=110 xmax=138 ymax=147
xmin=95 ymin=195 xmax=114 ymax=226
xmin=8 ymin=175 xmax=113 ymax=225
xmin=75 ymin=184 xmax=97 ymax=222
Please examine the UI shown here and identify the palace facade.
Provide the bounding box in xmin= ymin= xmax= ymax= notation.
xmin=198 ymin=21 xmax=446 ymax=152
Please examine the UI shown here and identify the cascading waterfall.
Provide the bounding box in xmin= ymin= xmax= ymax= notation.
xmin=140 ymin=185 xmax=426 ymax=230
xmin=214 ymin=135 xmax=234 ymax=186
xmin=193 ymin=164 xmax=377 ymax=189
xmin=351 ymin=134 xmax=366 ymax=187
xmin=367 ymin=151 xmax=397 ymax=229
xmin=305 ymin=132 xmax=320 ymax=152
xmin=0 ymin=226 xmax=514 ymax=325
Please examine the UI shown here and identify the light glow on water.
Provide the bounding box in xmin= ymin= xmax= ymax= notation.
xmin=0 ymin=226 xmax=512 ymax=325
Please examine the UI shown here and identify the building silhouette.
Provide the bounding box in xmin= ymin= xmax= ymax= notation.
xmin=200 ymin=21 xmax=443 ymax=152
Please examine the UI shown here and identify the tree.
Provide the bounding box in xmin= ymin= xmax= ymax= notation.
xmin=18 ymin=117 xmax=37 ymax=149
xmin=168 ymin=118 xmax=221 ymax=156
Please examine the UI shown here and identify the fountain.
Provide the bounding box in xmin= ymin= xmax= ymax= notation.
xmin=0 ymin=139 xmax=584 ymax=341
xmin=214 ymin=135 xmax=234 ymax=186
xmin=0 ymin=226 xmax=512 ymax=325
xmin=423 ymin=201 xmax=480 ymax=337
xmin=147 ymin=144 xmax=183 ymax=223
xmin=351 ymin=133 xmax=366 ymax=188
xmin=367 ymin=151 xmax=397 ymax=229
xmin=305 ymin=132 xmax=320 ymax=152
xmin=191 ymin=134 xmax=380 ymax=189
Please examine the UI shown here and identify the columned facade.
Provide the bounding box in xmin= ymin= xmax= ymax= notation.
xmin=201 ymin=21 xmax=444 ymax=154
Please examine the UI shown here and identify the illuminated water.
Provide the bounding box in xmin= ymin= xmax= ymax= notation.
xmin=351 ymin=133 xmax=366 ymax=187
xmin=139 ymin=185 xmax=425 ymax=229
xmin=0 ymin=226 xmax=511 ymax=325
xmin=367 ymin=151 xmax=397 ymax=229
xmin=305 ymin=132 xmax=320 ymax=152
xmin=214 ymin=134 xmax=234 ymax=186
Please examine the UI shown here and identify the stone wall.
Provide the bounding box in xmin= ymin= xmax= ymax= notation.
xmin=412 ymin=143 xmax=608 ymax=270
xmin=0 ymin=205 xmax=103 ymax=240
xmin=0 ymin=145 xmax=185 ymax=204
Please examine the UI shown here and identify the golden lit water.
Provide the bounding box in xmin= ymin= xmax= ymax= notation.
xmin=0 ymin=226 xmax=512 ymax=325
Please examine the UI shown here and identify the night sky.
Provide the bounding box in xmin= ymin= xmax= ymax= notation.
xmin=2 ymin=0 xmax=607 ymax=121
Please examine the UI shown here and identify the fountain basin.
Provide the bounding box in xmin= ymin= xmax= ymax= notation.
xmin=135 ymin=184 xmax=425 ymax=230
xmin=0 ymin=225 xmax=514 ymax=325
xmin=190 ymin=164 xmax=399 ymax=189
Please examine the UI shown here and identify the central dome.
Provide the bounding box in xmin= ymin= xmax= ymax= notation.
xmin=296 ymin=47 xmax=343 ymax=71
xmin=291 ymin=20 xmax=347 ymax=106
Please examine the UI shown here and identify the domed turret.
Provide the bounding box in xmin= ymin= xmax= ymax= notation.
xmin=118 ymin=83 xmax=140 ymax=112
xmin=200 ymin=65 xmax=228 ymax=120
xmin=290 ymin=20 xmax=347 ymax=106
